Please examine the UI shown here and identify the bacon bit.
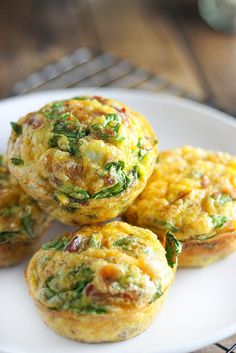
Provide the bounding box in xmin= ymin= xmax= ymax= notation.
xmin=93 ymin=96 xmax=105 ymax=104
xmin=51 ymin=176 xmax=62 ymax=187
xmin=85 ymin=288 xmax=138 ymax=305
xmin=92 ymin=111 xmax=105 ymax=118
xmin=116 ymin=107 xmax=126 ymax=114
xmin=67 ymin=124 xmax=76 ymax=131
xmin=45 ymin=154 xmax=69 ymax=175
xmin=104 ymin=127 xmax=116 ymax=137
xmin=201 ymin=175 xmax=210 ymax=188
xmin=85 ymin=283 xmax=94 ymax=296
xmin=79 ymin=199 xmax=89 ymax=206
xmin=90 ymin=290 xmax=138 ymax=302
xmin=103 ymin=238 xmax=109 ymax=247
xmin=3 ymin=215 xmax=14 ymax=221
xmin=24 ymin=114 xmax=42 ymax=128
xmin=67 ymin=165 xmax=83 ymax=179
xmin=120 ymin=291 xmax=138 ymax=301
xmin=65 ymin=236 xmax=82 ymax=252
xmin=106 ymin=176 xmax=115 ymax=185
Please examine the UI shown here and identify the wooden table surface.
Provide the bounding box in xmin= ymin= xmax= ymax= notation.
xmin=0 ymin=0 xmax=236 ymax=352
xmin=1 ymin=0 xmax=236 ymax=115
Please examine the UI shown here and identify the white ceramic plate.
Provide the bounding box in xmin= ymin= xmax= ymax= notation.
xmin=0 ymin=88 xmax=236 ymax=353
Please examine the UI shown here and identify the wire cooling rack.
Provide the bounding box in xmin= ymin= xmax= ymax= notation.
xmin=9 ymin=47 xmax=236 ymax=353
xmin=10 ymin=47 xmax=200 ymax=100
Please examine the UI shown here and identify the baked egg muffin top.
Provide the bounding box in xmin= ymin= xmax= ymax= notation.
xmin=8 ymin=96 xmax=157 ymax=223
xmin=126 ymin=146 xmax=236 ymax=241
xmin=0 ymin=154 xmax=49 ymax=244
xmin=27 ymin=222 xmax=174 ymax=314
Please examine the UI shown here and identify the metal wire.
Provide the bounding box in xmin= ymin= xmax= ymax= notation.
xmin=8 ymin=47 xmax=236 ymax=353
xmin=10 ymin=47 xmax=196 ymax=99
xmin=215 ymin=343 xmax=236 ymax=352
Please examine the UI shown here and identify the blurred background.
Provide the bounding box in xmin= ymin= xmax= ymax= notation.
xmin=1 ymin=0 xmax=236 ymax=115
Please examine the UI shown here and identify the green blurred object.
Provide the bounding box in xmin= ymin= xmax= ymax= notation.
xmin=198 ymin=0 xmax=236 ymax=33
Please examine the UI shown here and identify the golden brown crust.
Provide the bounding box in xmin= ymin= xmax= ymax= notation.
xmin=179 ymin=231 xmax=236 ymax=267
xmin=32 ymin=291 xmax=168 ymax=343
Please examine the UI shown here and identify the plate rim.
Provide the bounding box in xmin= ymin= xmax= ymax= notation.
xmin=1 ymin=87 xmax=236 ymax=126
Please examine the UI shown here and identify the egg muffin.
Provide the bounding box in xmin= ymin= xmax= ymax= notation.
xmin=25 ymin=221 xmax=175 ymax=342
xmin=0 ymin=154 xmax=51 ymax=267
xmin=8 ymin=96 xmax=157 ymax=225
xmin=126 ymin=146 xmax=236 ymax=267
